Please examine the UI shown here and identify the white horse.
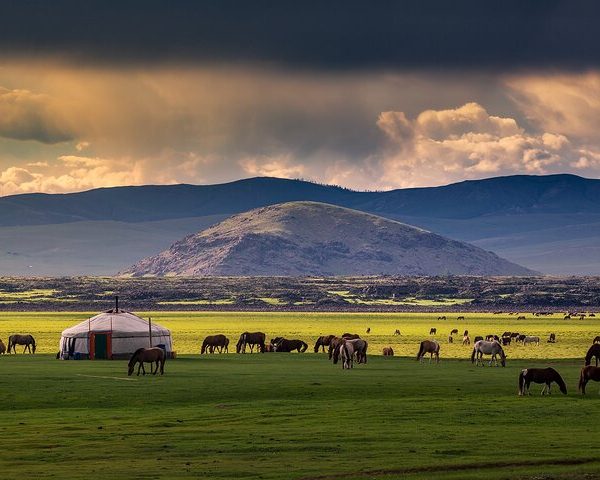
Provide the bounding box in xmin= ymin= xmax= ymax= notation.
xmin=523 ymin=336 xmax=540 ymax=346
xmin=471 ymin=340 xmax=506 ymax=367
xmin=345 ymin=338 xmax=368 ymax=364
xmin=340 ymin=340 xmax=355 ymax=369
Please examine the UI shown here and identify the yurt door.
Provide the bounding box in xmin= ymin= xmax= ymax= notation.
xmin=90 ymin=333 xmax=112 ymax=359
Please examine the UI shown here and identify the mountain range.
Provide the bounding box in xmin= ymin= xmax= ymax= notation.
xmin=0 ymin=173 xmax=598 ymax=275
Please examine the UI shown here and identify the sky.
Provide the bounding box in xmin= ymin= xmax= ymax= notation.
xmin=1 ymin=0 xmax=600 ymax=195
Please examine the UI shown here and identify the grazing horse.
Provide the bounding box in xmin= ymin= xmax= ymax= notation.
xmin=393 ymin=329 xmax=401 ymax=336
xmin=0 ymin=339 xmax=5 ymax=354
xmin=429 ymin=328 xmax=437 ymax=335
xmin=585 ymin=343 xmax=600 ymax=366
xmin=463 ymin=330 xmax=469 ymax=337
xmin=473 ymin=335 xmax=483 ymax=343
xmin=510 ymin=332 xmax=520 ymax=339
xmin=347 ymin=339 xmax=368 ymax=364
xmin=547 ymin=333 xmax=556 ymax=343
xmin=593 ymin=336 xmax=600 ymax=344
xmin=236 ymin=332 xmax=266 ymax=353
xmin=523 ymin=336 xmax=540 ymax=346
xmin=383 ymin=347 xmax=394 ymax=356
xmin=314 ymin=335 xmax=335 ymax=353
xmin=485 ymin=334 xmax=500 ymax=342
xmin=471 ymin=340 xmax=506 ymax=367
xmin=437 ymin=316 xmax=446 ymax=321
xmin=448 ymin=335 xmax=453 ymax=344
xmin=517 ymin=316 xmax=526 ymax=320
xmin=518 ymin=367 xmax=567 ymax=395
xmin=127 ymin=347 xmax=166 ymax=376
xmin=201 ymin=334 xmax=229 ymax=354
xmin=462 ymin=335 xmax=471 ymax=345
xmin=579 ymin=366 xmax=600 ymax=394
xmin=501 ymin=337 xmax=511 ymax=346
xmin=457 ymin=316 xmax=465 ymax=321
xmin=450 ymin=329 xmax=458 ymax=335
xmin=516 ymin=334 xmax=526 ymax=344
xmin=328 ymin=337 xmax=344 ymax=360
xmin=7 ymin=334 xmax=36 ymax=354
xmin=271 ymin=337 xmax=308 ymax=353
xmin=416 ymin=340 xmax=440 ymax=363
xmin=502 ymin=331 xmax=512 ymax=338
xmin=366 ymin=327 xmax=371 ymax=334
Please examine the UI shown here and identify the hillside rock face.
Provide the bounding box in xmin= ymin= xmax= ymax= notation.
xmin=121 ymin=202 xmax=535 ymax=276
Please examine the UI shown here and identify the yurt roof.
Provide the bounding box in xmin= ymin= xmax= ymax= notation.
xmin=61 ymin=308 xmax=171 ymax=338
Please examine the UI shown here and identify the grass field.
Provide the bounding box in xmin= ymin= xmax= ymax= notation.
xmin=1 ymin=312 xmax=600 ymax=479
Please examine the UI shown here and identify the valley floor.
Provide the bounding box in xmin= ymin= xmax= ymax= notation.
xmin=0 ymin=354 xmax=599 ymax=479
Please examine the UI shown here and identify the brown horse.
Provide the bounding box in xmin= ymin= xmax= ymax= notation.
xmin=382 ymin=347 xmax=394 ymax=356
xmin=328 ymin=337 xmax=344 ymax=360
xmin=518 ymin=367 xmax=567 ymax=395
xmin=236 ymin=332 xmax=266 ymax=353
xmin=585 ymin=343 xmax=600 ymax=366
xmin=128 ymin=347 xmax=166 ymax=376
xmin=579 ymin=366 xmax=600 ymax=394
xmin=417 ymin=340 xmax=440 ymax=363
xmin=314 ymin=335 xmax=335 ymax=353
xmin=342 ymin=333 xmax=360 ymax=340
xmin=0 ymin=339 xmax=6 ymax=354
xmin=201 ymin=334 xmax=229 ymax=354
xmin=7 ymin=334 xmax=36 ymax=354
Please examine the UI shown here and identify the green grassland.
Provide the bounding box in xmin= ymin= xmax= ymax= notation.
xmin=1 ymin=312 xmax=600 ymax=479
xmin=1 ymin=311 xmax=598 ymax=358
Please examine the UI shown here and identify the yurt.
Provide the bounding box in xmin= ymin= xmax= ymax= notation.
xmin=59 ymin=300 xmax=173 ymax=360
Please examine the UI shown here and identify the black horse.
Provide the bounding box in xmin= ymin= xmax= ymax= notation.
xmin=518 ymin=367 xmax=567 ymax=395
xmin=271 ymin=337 xmax=308 ymax=353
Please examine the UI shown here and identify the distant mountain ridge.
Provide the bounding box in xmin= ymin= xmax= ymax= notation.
xmin=121 ymin=202 xmax=535 ymax=277
xmin=1 ymin=173 xmax=599 ymax=275
xmin=1 ymin=174 xmax=599 ymax=226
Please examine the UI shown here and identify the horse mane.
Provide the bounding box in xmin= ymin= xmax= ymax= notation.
xmin=552 ymin=369 xmax=568 ymax=394
xmin=129 ymin=347 xmax=146 ymax=365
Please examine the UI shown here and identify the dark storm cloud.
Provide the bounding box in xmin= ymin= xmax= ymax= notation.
xmin=1 ymin=0 xmax=599 ymax=69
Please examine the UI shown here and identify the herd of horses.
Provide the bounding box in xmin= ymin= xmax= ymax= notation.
xmin=4 ymin=323 xmax=600 ymax=393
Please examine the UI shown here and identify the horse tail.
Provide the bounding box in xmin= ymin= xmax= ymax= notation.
xmin=470 ymin=346 xmax=476 ymax=364
xmin=518 ymin=370 xmax=525 ymax=395
xmin=416 ymin=342 xmax=424 ymax=360
xmin=579 ymin=367 xmax=586 ymax=394
xmin=31 ymin=336 xmax=36 ymax=353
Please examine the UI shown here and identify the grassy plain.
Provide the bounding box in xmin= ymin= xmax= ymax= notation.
xmin=1 ymin=312 xmax=600 ymax=479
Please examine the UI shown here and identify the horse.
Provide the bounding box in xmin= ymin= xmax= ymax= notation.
xmin=502 ymin=331 xmax=512 ymax=338
xmin=516 ymin=334 xmax=526 ymax=344
xmin=342 ymin=333 xmax=360 ymax=340
xmin=271 ymin=337 xmax=308 ymax=353
xmin=585 ymin=343 xmax=600 ymax=366
xmin=473 ymin=335 xmax=483 ymax=343
xmin=0 ymin=339 xmax=5 ymax=354
xmin=450 ymin=329 xmax=458 ymax=335
xmin=7 ymin=334 xmax=36 ymax=354
xmin=523 ymin=336 xmax=540 ymax=346
xmin=517 ymin=316 xmax=526 ymax=320
xmin=510 ymin=332 xmax=520 ymax=339
xmin=393 ymin=329 xmax=401 ymax=336
xmin=448 ymin=335 xmax=453 ymax=344
xmin=328 ymin=337 xmax=344 ymax=360
xmin=127 ymin=347 xmax=166 ymax=376
xmin=201 ymin=334 xmax=229 ymax=354
xmin=339 ymin=340 xmax=355 ymax=369
xmin=463 ymin=330 xmax=469 ymax=337
xmin=347 ymin=339 xmax=368 ymax=364
xmin=457 ymin=316 xmax=465 ymax=321
xmin=437 ymin=316 xmax=446 ymax=321
xmin=485 ymin=334 xmax=500 ymax=342
xmin=501 ymin=337 xmax=511 ymax=346
xmin=236 ymin=332 xmax=266 ymax=353
xmin=519 ymin=368 xmax=567 ymax=395
xmin=314 ymin=335 xmax=335 ymax=353
xmin=462 ymin=335 xmax=471 ymax=345
xmin=383 ymin=347 xmax=394 ymax=356
xmin=366 ymin=327 xmax=371 ymax=334
xmin=547 ymin=333 xmax=556 ymax=343
xmin=416 ymin=340 xmax=440 ymax=363
xmin=471 ymin=340 xmax=506 ymax=367
xmin=429 ymin=328 xmax=437 ymax=335
xmin=579 ymin=366 xmax=600 ymax=394
xmin=593 ymin=336 xmax=600 ymax=344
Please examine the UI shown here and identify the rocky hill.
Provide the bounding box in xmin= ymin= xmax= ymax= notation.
xmin=121 ymin=201 xmax=535 ymax=276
